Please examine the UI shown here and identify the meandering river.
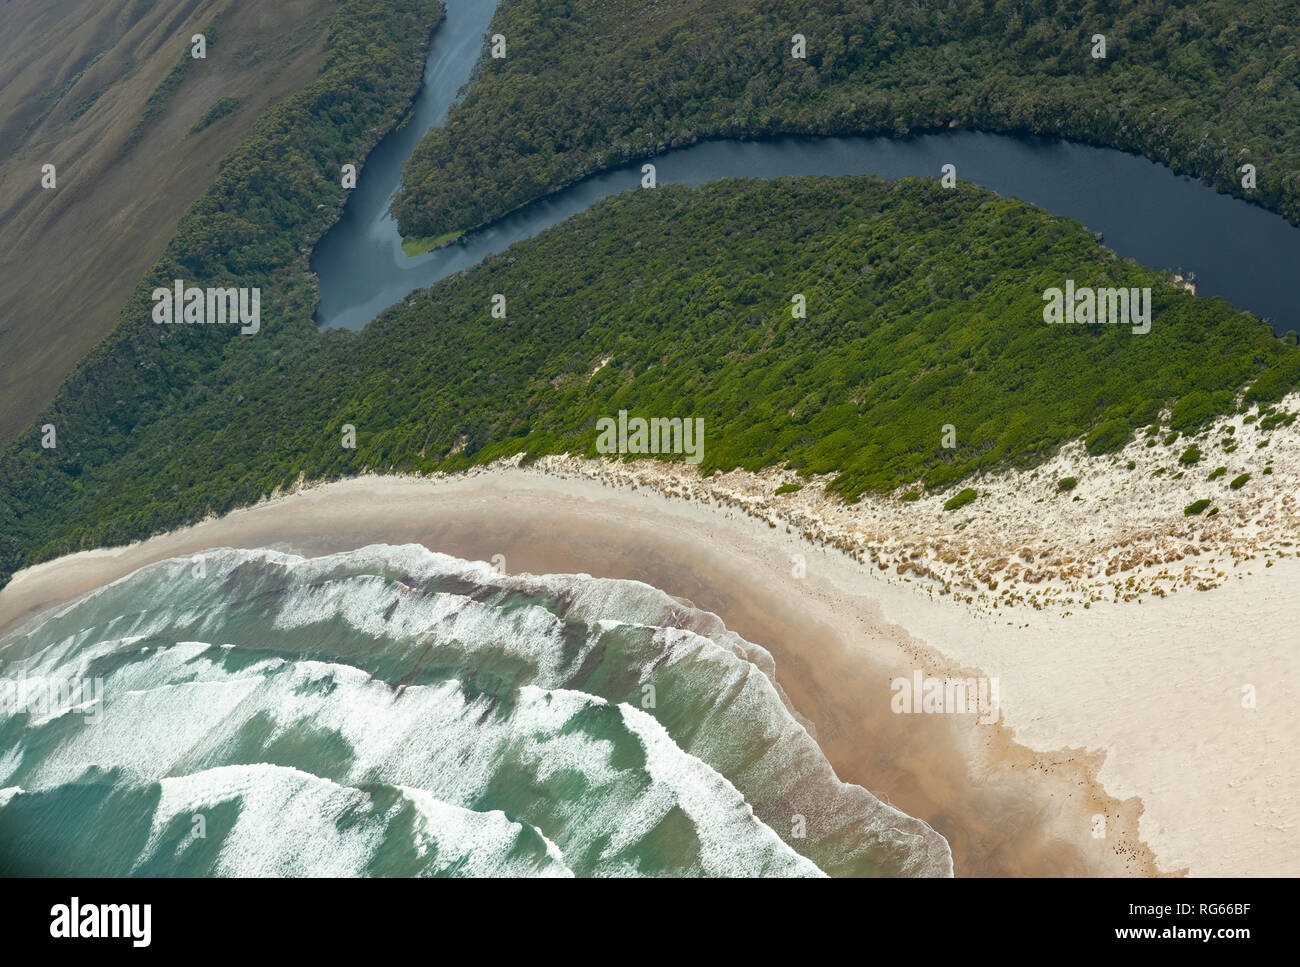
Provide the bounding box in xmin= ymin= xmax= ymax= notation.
xmin=312 ymin=0 xmax=1300 ymax=336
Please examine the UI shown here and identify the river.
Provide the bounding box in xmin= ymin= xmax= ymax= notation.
xmin=311 ymin=0 xmax=1300 ymax=336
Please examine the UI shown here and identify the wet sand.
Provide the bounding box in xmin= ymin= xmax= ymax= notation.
xmin=0 ymin=470 xmax=1205 ymax=876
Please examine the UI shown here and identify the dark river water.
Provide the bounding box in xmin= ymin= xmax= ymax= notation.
xmin=312 ymin=0 xmax=1300 ymax=336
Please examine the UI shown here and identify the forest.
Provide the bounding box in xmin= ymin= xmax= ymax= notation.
xmin=393 ymin=0 xmax=1300 ymax=240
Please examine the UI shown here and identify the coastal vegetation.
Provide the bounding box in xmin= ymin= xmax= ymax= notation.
xmin=1084 ymin=419 xmax=1131 ymax=455
xmin=944 ymin=489 xmax=979 ymax=512
xmin=3 ymin=171 xmax=1298 ymax=589
xmin=394 ymin=0 xmax=1300 ymax=240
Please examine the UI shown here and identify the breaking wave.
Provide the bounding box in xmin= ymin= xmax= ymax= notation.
xmin=0 ymin=545 xmax=951 ymax=877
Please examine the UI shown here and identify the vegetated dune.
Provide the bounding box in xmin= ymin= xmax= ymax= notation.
xmin=0 ymin=0 xmax=337 ymax=443
xmin=5 ymin=173 xmax=1299 ymax=591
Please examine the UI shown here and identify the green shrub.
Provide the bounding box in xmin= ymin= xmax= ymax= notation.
xmin=1229 ymin=473 xmax=1251 ymax=489
xmin=900 ymin=491 xmax=921 ymax=502
xmin=1178 ymin=445 xmax=1202 ymax=466
xmin=1170 ymin=390 xmax=1230 ymax=431
xmin=774 ymin=483 xmax=802 ymax=495
xmin=1246 ymin=353 xmax=1300 ymax=404
xmin=1085 ymin=420 xmax=1131 ymax=456
xmin=944 ymin=488 xmax=978 ymax=512
xmin=1184 ymin=498 xmax=1212 ymax=516
xmin=1207 ymin=466 xmax=1226 ymax=480
xmin=1260 ymin=410 xmax=1296 ymax=431
xmin=1057 ymin=476 xmax=1077 ymax=491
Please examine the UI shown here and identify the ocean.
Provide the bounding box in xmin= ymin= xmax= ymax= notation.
xmin=0 ymin=545 xmax=951 ymax=877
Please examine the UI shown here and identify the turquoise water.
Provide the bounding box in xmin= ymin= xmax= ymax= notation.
xmin=0 ymin=546 xmax=952 ymax=877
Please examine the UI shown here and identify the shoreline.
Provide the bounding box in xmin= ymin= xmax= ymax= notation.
xmin=11 ymin=467 xmax=1285 ymax=875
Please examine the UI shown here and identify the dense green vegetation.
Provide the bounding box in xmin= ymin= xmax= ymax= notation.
xmin=1084 ymin=418 xmax=1132 ymax=455
xmin=4 ymin=172 xmax=1298 ymax=589
xmin=394 ymin=0 xmax=1300 ymax=241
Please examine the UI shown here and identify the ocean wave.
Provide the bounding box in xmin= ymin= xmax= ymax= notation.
xmin=0 ymin=545 xmax=952 ymax=876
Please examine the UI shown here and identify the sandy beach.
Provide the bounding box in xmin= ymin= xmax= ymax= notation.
xmin=7 ymin=457 xmax=1295 ymax=876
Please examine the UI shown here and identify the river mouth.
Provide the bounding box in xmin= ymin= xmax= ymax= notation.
xmin=311 ymin=1 xmax=1300 ymax=336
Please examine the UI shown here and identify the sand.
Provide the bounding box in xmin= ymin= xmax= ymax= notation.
xmin=556 ymin=393 xmax=1300 ymax=614
xmin=8 ymin=465 xmax=1293 ymax=876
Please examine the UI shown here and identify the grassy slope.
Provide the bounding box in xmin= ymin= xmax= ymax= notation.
xmin=4 ymin=175 xmax=1298 ymax=586
xmin=0 ymin=0 xmax=445 ymax=586
xmin=393 ymin=0 xmax=1300 ymax=240
xmin=0 ymin=0 xmax=338 ymax=444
